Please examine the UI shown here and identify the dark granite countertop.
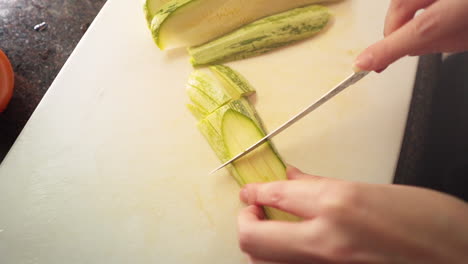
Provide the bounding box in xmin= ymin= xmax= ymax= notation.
xmin=0 ymin=0 xmax=107 ymax=160
xmin=0 ymin=0 xmax=466 ymax=200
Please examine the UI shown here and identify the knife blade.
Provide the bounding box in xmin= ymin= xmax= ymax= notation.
xmin=210 ymin=69 xmax=370 ymax=174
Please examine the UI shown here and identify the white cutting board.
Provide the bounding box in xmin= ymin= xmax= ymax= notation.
xmin=0 ymin=0 xmax=417 ymax=263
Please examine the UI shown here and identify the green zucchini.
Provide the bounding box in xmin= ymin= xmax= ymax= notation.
xmin=143 ymin=0 xmax=173 ymax=27
xmin=187 ymin=66 xmax=300 ymax=221
xmin=186 ymin=66 xmax=256 ymax=119
xmin=187 ymin=103 xmax=209 ymax=120
xmin=210 ymin=65 xmax=255 ymax=97
xmin=188 ymin=5 xmax=330 ymax=66
xmin=149 ymin=0 xmax=338 ymax=50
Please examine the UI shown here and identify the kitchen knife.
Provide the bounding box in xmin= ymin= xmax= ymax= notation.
xmin=210 ymin=69 xmax=370 ymax=174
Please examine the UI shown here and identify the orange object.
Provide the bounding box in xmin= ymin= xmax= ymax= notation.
xmin=0 ymin=49 xmax=14 ymax=112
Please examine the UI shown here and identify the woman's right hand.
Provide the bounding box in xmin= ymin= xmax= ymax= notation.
xmin=355 ymin=0 xmax=468 ymax=72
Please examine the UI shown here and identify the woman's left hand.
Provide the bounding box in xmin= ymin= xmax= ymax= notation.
xmin=237 ymin=166 xmax=468 ymax=264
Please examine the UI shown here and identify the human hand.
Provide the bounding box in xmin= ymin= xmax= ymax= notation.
xmin=355 ymin=0 xmax=468 ymax=72
xmin=237 ymin=166 xmax=468 ymax=264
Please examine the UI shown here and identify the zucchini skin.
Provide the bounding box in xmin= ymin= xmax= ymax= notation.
xmin=209 ymin=65 xmax=255 ymax=97
xmin=150 ymin=0 xmax=195 ymax=49
xmin=144 ymin=0 xmax=174 ymax=28
xmin=188 ymin=5 xmax=330 ymax=66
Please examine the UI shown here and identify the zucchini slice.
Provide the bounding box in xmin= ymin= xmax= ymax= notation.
xmin=187 ymin=66 xmax=300 ymax=221
xmin=143 ymin=0 xmax=173 ymax=27
xmin=150 ymin=0 xmax=337 ymax=49
xmin=189 ymin=5 xmax=330 ymax=66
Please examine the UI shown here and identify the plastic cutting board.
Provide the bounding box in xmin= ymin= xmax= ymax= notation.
xmin=0 ymin=0 xmax=418 ymax=263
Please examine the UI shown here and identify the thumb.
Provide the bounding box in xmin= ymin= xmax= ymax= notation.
xmin=286 ymin=165 xmax=323 ymax=181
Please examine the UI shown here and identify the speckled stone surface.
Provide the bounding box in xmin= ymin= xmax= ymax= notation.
xmin=0 ymin=0 xmax=107 ymax=161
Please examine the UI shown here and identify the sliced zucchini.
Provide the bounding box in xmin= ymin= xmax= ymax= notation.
xmin=143 ymin=0 xmax=173 ymax=27
xmin=209 ymin=65 xmax=255 ymax=97
xmin=186 ymin=83 xmax=220 ymax=114
xmin=186 ymin=66 xmax=256 ymax=115
xmin=187 ymin=67 xmax=300 ymax=221
xmin=197 ymin=118 xmax=245 ymax=185
xmin=150 ymin=0 xmax=338 ymax=49
xmin=189 ymin=5 xmax=330 ymax=66
xmin=221 ymin=109 xmax=299 ymax=221
xmin=187 ymin=103 xmax=209 ymax=120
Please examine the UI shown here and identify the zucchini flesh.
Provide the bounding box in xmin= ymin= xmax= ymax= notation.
xmin=189 ymin=5 xmax=330 ymax=66
xmin=221 ymin=110 xmax=299 ymax=221
xmin=187 ymin=65 xmax=299 ymax=221
xmin=222 ymin=110 xmax=285 ymax=185
xmin=197 ymin=119 xmax=245 ymax=186
xmin=150 ymin=0 xmax=338 ymax=49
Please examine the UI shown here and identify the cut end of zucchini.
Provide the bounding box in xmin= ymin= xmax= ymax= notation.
xmin=144 ymin=0 xmax=173 ymax=31
xmin=149 ymin=0 xmax=194 ymax=50
xmin=150 ymin=16 xmax=166 ymax=49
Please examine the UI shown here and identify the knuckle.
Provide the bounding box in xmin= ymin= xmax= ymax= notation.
xmin=391 ymin=0 xmax=405 ymax=12
xmin=324 ymin=246 xmax=356 ymax=263
xmin=238 ymin=225 xmax=256 ymax=253
xmin=412 ymin=12 xmax=439 ymax=38
xmin=301 ymin=220 xmax=356 ymax=263
xmin=326 ymin=242 xmax=357 ymax=263
xmin=317 ymin=183 xmax=362 ymax=220
xmin=258 ymin=182 xmax=286 ymax=207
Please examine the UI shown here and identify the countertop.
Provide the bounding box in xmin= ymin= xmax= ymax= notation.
xmin=0 ymin=0 xmax=467 ymax=201
xmin=0 ymin=0 xmax=107 ymax=160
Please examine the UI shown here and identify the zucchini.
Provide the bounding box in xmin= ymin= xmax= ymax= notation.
xmin=150 ymin=0 xmax=338 ymax=50
xmin=210 ymin=65 xmax=255 ymax=97
xmin=187 ymin=103 xmax=209 ymax=120
xmin=186 ymin=66 xmax=256 ymax=119
xmin=187 ymin=66 xmax=300 ymax=221
xmin=189 ymin=5 xmax=330 ymax=66
xmin=221 ymin=109 xmax=298 ymax=221
xmin=143 ymin=0 xmax=173 ymax=27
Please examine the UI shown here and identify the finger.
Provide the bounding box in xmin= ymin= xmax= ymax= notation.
xmin=356 ymin=0 xmax=468 ymax=71
xmin=409 ymin=27 xmax=468 ymax=56
xmin=238 ymin=206 xmax=314 ymax=263
xmin=248 ymin=255 xmax=287 ymax=264
xmin=286 ymin=165 xmax=327 ymax=181
xmin=241 ymin=179 xmax=329 ymax=218
xmin=239 ymin=204 xmax=266 ymax=221
xmin=384 ymin=0 xmax=437 ymax=36
xmin=286 ymin=165 xmax=308 ymax=180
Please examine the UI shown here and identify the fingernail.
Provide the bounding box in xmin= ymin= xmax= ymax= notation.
xmin=240 ymin=188 xmax=249 ymax=203
xmin=354 ymin=52 xmax=374 ymax=71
